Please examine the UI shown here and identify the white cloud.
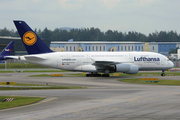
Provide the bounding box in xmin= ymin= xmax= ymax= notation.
xmin=98 ymin=0 xmax=122 ymax=9
xmin=31 ymin=0 xmax=40 ymax=2
xmin=137 ymin=0 xmax=155 ymax=5
xmin=58 ymin=0 xmax=84 ymax=8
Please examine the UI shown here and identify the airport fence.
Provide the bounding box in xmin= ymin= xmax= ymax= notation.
xmin=172 ymin=61 xmax=180 ymax=67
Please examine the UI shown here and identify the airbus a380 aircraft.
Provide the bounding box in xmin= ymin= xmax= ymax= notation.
xmin=12 ymin=20 xmax=174 ymax=77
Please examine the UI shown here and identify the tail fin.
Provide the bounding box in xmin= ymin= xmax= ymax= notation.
xmin=0 ymin=41 xmax=15 ymax=55
xmin=13 ymin=20 xmax=53 ymax=54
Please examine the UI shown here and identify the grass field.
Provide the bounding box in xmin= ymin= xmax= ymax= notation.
xmin=0 ymin=70 xmax=70 ymax=73
xmin=120 ymin=78 xmax=180 ymax=85
xmin=66 ymin=72 xmax=180 ymax=77
xmin=0 ymin=85 xmax=85 ymax=90
xmin=27 ymin=72 xmax=180 ymax=78
xmin=29 ymin=74 xmax=51 ymax=77
xmin=0 ymin=96 xmax=44 ymax=110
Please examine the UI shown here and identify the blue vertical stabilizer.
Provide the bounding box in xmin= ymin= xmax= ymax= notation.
xmin=13 ymin=21 xmax=53 ymax=54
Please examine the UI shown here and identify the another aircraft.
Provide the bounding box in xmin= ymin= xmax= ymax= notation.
xmin=0 ymin=41 xmax=15 ymax=60
xmin=13 ymin=20 xmax=174 ymax=77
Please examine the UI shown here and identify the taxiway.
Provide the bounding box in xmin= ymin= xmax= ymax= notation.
xmin=0 ymin=72 xmax=180 ymax=120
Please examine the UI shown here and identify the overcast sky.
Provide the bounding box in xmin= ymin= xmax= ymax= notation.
xmin=0 ymin=0 xmax=180 ymax=35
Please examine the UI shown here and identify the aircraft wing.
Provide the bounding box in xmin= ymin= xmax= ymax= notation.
xmin=91 ymin=58 xmax=133 ymax=67
xmin=90 ymin=58 xmax=120 ymax=67
xmin=92 ymin=60 xmax=120 ymax=67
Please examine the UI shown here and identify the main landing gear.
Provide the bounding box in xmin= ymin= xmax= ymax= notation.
xmin=161 ymin=70 xmax=165 ymax=76
xmin=86 ymin=72 xmax=110 ymax=77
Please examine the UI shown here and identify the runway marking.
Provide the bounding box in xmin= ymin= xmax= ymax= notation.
xmin=86 ymin=113 xmax=92 ymax=115
xmin=95 ymin=99 xmax=112 ymax=101
xmin=0 ymin=97 xmax=57 ymax=112
xmin=147 ymin=98 xmax=154 ymax=99
xmin=25 ymin=88 xmax=180 ymax=120
xmin=51 ymin=79 xmax=57 ymax=81
xmin=73 ymin=111 xmax=82 ymax=114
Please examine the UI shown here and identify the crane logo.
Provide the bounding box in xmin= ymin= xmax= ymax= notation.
xmin=23 ymin=31 xmax=37 ymax=46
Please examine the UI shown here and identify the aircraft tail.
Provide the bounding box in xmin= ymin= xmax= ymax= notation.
xmin=13 ymin=21 xmax=53 ymax=54
xmin=0 ymin=41 xmax=15 ymax=55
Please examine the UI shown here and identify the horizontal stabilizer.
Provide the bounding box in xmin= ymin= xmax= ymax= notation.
xmin=4 ymin=56 xmax=19 ymax=59
xmin=24 ymin=55 xmax=47 ymax=61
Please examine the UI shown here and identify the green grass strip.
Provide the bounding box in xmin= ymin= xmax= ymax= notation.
xmin=23 ymin=70 xmax=70 ymax=73
xmin=14 ymin=83 xmax=45 ymax=86
xmin=29 ymin=74 xmax=51 ymax=77
xmin=0 ymin=71 xmax=14 ymax=73
xmin=67 ymin=73 xmax=86 ymax=76
xmin=120 ymin=78 xmax=180 ymax=85
xmin=0 ymin=86 xmax=85 ymax=90
xmin=0 ymin=96 xmax=44 ymax=110
xmin=116 ymin=72 xmax=180 ymax=76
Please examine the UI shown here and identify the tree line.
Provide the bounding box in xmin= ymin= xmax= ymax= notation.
xmin=0 ymin=27 xmax=180 ymax=42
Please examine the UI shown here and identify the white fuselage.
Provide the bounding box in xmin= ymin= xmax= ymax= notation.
xmin=19 ymin=51 xmax=174 ymax=73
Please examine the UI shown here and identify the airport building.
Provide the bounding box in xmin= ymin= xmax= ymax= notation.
xmin=0 ymin=36 xmax=180 ymax=58
xmin=50 ymin=41 xmax=180 ymax=56
xmin=148 ymin=42 xmax=180 ymax=56
xmin=50 ymin=41 xmax=145 ymax=52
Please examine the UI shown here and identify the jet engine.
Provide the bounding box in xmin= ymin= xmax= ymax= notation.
xmin=115 ymin=64 xmax=139 ymax=74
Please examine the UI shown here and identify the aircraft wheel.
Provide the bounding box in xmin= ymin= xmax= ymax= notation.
xmin=86 ymin=74 xmax=90 ymax=77
xmin=161 ymin=73 xmax=165 ymax=76
xmin=102 ymin=74 xmax=109 ymax=77
xmin=98 ymin=74 xmax=102 ymax=77
xmin=106 ymin=74 xmax=110 ymax=77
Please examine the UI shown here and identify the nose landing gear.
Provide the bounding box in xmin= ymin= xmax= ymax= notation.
xmin=161 ymin=70 xmax=165 ymax=76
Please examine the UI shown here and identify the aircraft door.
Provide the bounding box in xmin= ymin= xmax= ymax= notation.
xmin=57 ymin=55 xmax=63 ymax=69
xmin=129 ymin=54 xmax=133 ymax=62
xmin=86 ymin=54 xmax=91 ymax=64
xmin=77 ymin=60 xmax=81 ymax=66
xmin=161 ymin=59 xmax=164 ymax=65
xmin=66 ymin=54 xmax=70 ymax=59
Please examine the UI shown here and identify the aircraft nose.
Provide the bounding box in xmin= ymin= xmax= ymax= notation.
xmin=170 ymin=61 xmax=174 ymax=68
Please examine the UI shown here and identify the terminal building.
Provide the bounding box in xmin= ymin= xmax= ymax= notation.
xmin=50 ymin=41 xmax=145 ymax=52
xmin=50 ymin=41 xmax=180 ymax=56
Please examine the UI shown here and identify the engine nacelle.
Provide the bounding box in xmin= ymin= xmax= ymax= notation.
xmin=116 ymin=63 xmax=130 ymax=72
xmin=74 ymin=65 xmax=97 ymax=72
xmin=116 ymin=64 xmax=139 ymax=74
xmin=124 ymin=65 xmax=139 ymax=74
